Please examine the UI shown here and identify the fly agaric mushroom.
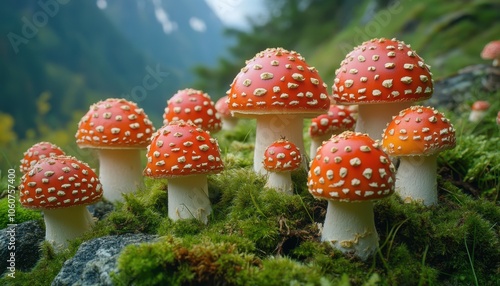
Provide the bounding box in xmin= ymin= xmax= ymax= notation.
xmin=469 ymin=100 xmax=490 ymax=122
xmin=228 ymin=47 xmax=330 ymax=174
xmin=497 ymin=111 xmax=500 ymax=126
xmin=76 ymin=98 xmax=155 ymax=202
xmin=144 ymin=121 xmax=224 ymax=223
xmin=164 ymin=88 xmax=222 ymax=133
xmin=215 ymin=95 xmax=238 ymax=130
xmin=308 ymin=105 xmax=356 ymax=157
xmin=20 ymin=142 xmax=66 ymax=174
xmin=381 ymin=106 xmax=456 ymax=206
xmin=308 ymin=131 xmax=395 ymax=260
xmin=262 ymin=138 xmax=302 ymax=194
xmin=481 ymin=40 xmax=500 ymax=66
xmin=332 ymin=38 xmax=434 ymax=140
xmin=18 ymin=156 xmax=102 ymax=250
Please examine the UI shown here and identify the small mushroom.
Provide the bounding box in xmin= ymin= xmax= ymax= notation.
xmin=469 ymin=100 xmax=490 ymax=122
xmin=215 ymin=95 xmax=238 ymax=130
xmin=308 ymin=131 xmax=395 ymax=260
xmin=262 ymin=138 xmax=302 ymax=195
xmin=332 ymin=38 xmax=434 ymax=140
xmin=228 ymin=47 xmax=330 ymax=174
xmin=144 ymin=121 xmax=224 ymax=224
xmin=164 ymin=88 xmax=222 ymax=133
xmin=481 ymin=40 xmax=500 ymax=67
xmin=381 ymin=106 xmax=456 ymax=206
xmin=18 ymin=156 xmax=103 ymax=250
xmin=20 ymin=142 xmax=65 ymax=174
xmin=76 ymin=98 xmax=155 ymax=202
xmin=308 ymin=105 xmax=356 ymax=157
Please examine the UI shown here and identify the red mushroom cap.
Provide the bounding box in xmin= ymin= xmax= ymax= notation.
xmin=18 ymin=156 xmax=103 ymax=209
xmin=163 ymin=88 xmax=222 ymax=133
xmin=20 ymin=142 xmax=66 ymax=174
xmin=76 ymin=98 xmax=155 ymax=149
xmin=308 ymin=131 xmax=395 ymax=202
xmin=215 ymin=95 xmax=231 ymax=117
xmin=381 ymin=106 xmax=456 ymax=156
xmin=309 ymin=105 xmax=356 ymax=138
xmin=332 ymin=38 xmax=433 ymax=104
xmin=144 ymin=121 xmax=224 ymax=178
xmin=471 ymin=100 xmax=490 ymax=111
xmin=496 ymin=111 xmax=500 ymax=125
xmin=262 ymin=138 xmax=302 ymax=172
xmin=228 ymin=47 xmax=330 ymax=116
xmin=481 ymin=40 xmax=500 ymax=60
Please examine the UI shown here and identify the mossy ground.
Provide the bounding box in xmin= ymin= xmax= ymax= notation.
xmin=2 ymin=90 xmax=499 ymax=286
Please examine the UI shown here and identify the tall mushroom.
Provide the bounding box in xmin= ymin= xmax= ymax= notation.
xmin=20 ymin=141 xmax=66 ymax=174
xmin=262 ymin=138 xmax=302 ymax=195
xmin=381 ymin=106 xmax=456 ymax=206
xmin=164 ymin=88 xmax=222 ymax=133
xmin=308 ymin=105 xmax=356 ymax=157
xmin=215 ymin=95 xmax=238 ymax=130
xmin=308 ymin=131 xmax=395 ymax=260
xmin=332 ymin=38 xmax=434 ymax=140
xmin=76 ymin=98 xmax=155 ymax=202
xmin=228 ymin=47 xmax=330 ymax=174
xmin=18 ymin=156 xmax=103 ymax=250
xmin=144 ymin=121 xmax=224 ymax=224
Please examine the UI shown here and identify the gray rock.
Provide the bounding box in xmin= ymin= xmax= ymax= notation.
xmin=0 ymin=220 xmax=45 ymax=275
xmin=51 ymin=233 xmax=158 ymax=286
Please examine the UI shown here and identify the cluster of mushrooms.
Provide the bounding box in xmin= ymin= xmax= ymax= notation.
xmin=17 ymin=37 xmax=495 ymax=260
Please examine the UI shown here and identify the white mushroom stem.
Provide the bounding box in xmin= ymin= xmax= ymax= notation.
xmin=395 ymin=154 xmax=438 ymax=206
xmin=167 ymin=175 xmax=212 ymax=224
xmin=321 ymin=200 xmax=379 ymax=261
xmin=468 ymin=110 xmax=487 ymax=122
xmin=254 ymin=114 xmax=306 ymax=174
xmin=355 ymin=103 xmax=412 ymax=140
xmin=43 ymin=206 xmax=95 ymax=251
xmin=221 ymin=116 xmax=239 ymax=130
xmin=310 ymin=134 xmax=331 ymax=158
xmin=265 ymin=171 xmax=294 ymax=195
xmin=98 ymin=148 xmax=144 ymax=203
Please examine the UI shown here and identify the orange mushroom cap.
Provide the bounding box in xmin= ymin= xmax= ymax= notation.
xmin=471 ymin=100 xmax=490 ymax=111
xmin=308 ymin=131 xmax=395 ymax=202
xmin=332 ymin=38 xmax=433 ymax=104
xmin=381 ymin=106 xmax=456 ymax=156
xmin=18 ymin=156 xmax=103 ymax=209
xmin=144 ymin=121 xmax=224 ymax=178
xmin=20 ymin=142 xmax=66 ymax=174
xmin=163 ymin=88 xmax=222 ymax=133
xmin=309 ymin=105 xmax=356 ymax=137
xmin=481 ymin=40 xmax=500 ymax=60
xmin=76 ymin=98 xmax=155 ymax=149
xmin=215 ymin=95 xmax=231 ymax=117
xmin=262 ymin=138 xmax=302 ymax=172
xmin=228 ymin=47 xmax=330 ymax=116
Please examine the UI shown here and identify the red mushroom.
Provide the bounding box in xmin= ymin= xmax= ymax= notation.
xmin=144 ymin=121 xmax=224 ymax=223
xmin=308 ymin=105 xmax=356 ymax=157
xmin=469 ymin=100 xmax=490 ymax=122
xmin=332 ymin=38 xmax=434 ymax=140
xmin=381 ymin=106 xmax=456 ymax=206
xmin=262 ymin=138 xmax=302 ymax=195
xmin=308 ymin=131 xmax=395 ymax=260
xmin=20 ymin=142 xmax=65 ymax=174
xmin=228 ymin=47 xmax=330 ymax=174
xmin=481 ymin=40 xmax=500 ymax=66
xmin=18 ymin=156 xmax=103 ymax=250
xmin=215 ymin=95 xmax=238 ymax=130
xmin=496 ymin=111 xmax=500 ymax=126
xmin=76 ymin=98 xmax=155 ymax=202
xmin=163 ymin=88 xmax=222 ymax=133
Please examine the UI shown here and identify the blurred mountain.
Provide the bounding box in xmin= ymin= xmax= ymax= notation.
xmin=0 ymin=0 xmax=229 ymax=138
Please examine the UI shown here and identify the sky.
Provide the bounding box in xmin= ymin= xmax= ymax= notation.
xmin=204 ymin=0 xmax=268 ymax=30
